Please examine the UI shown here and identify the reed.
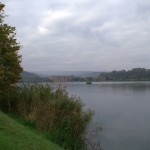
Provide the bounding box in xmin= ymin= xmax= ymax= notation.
xmin=0 ymin=84 xmax=93 ymax=150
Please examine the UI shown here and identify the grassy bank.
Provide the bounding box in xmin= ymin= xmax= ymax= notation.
xmin=0 ymin=111 xmax=64 ymax=150
xmin=0 ymin=85 xmax=93 ymax=150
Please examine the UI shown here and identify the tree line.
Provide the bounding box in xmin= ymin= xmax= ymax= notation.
xmin=97 ymin=68 xmax=150 ymax=81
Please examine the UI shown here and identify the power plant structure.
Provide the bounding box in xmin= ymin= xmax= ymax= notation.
xmin=48 ymin=76 xmax=73 ymax=82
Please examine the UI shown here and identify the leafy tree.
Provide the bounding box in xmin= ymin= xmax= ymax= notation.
xmin=97 ymin=68 xmax=150 ymax=81
xmin=0 ymin=3 xmax=22 ymax=92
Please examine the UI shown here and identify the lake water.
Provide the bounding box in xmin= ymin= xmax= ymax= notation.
xmin=53 ymin=81 xmax=150 ymax=150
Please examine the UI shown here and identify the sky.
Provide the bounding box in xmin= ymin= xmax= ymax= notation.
xmin=1 ymin=0 xmax=150 ymax=71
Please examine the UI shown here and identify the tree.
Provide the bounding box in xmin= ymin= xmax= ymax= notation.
xmin=0 ymin=3 xmax=22 ymax=92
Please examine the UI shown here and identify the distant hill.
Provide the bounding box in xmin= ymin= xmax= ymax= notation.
xmin=20 ymin=71 xmax=48 ymax=82
xmin=35 ymin=71 xmax=101 ymax=78
xmin=19 ymin=71 xmax=101 ymax=82
xmin=21 ymin=71 xmax=39 ymax=79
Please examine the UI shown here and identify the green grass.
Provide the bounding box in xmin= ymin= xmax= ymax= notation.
xmin=0 ymin=111 xmax=64 ymax=150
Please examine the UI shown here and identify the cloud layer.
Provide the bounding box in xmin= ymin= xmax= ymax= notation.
xmin=2 ymin=0 xmax=150 ymax=71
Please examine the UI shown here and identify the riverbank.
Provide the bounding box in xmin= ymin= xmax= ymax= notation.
xmin=0 ymin=85 xmax=93 ymax=150
xmin=0 ymin=111 xmax=63 ymax=150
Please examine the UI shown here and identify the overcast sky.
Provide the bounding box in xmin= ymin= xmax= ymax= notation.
xmin=1 ymin=0 xmax=150 ymax=71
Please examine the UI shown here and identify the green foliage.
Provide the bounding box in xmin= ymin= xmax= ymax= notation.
xmin=0 ymin=111 xmax=64 ymax=150
xmin=0 ymin=3 xmax=22 ymax=92
xmin=97 ymin=68 xmax=150 ymax=81
xmin=2 ymin=85 xmax=93 ymax=150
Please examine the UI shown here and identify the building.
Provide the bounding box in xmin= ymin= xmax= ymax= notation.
xmin=48 ymin=76 xmax=73 ymax=82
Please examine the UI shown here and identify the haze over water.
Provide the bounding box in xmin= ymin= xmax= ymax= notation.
xmin=64 ymin=81 xmax=150 ymax=150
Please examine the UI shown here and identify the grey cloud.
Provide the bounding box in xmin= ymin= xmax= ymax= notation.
xmin=1 ymin=0 xmax=150 ymax=71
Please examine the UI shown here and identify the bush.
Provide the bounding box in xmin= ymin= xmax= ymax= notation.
xmin=0 ymin=84 xmax=93 ymax=150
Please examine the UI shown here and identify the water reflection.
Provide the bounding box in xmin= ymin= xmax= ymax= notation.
xmin=63 ymin=82 xmax=150 ymax=150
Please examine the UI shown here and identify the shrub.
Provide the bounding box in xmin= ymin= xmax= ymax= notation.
xmin=1 ymin=84 xmax=93 ymax=150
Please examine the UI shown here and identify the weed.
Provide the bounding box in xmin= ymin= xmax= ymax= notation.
xmin=0 ymin=84 xmax=93 ymax=150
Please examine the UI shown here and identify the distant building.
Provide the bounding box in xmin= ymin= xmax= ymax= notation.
xmin=48 ymin=76 xmax=73 ymax=82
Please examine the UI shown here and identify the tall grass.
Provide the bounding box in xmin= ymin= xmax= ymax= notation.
xmin=0 ymin=84 xmax=93 ymax=150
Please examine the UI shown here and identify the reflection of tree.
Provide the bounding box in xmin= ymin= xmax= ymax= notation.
xmin=111 ymin=83 xmax=150 ymax=94
xmin=85 ymin=119 xmax=103 ymax=150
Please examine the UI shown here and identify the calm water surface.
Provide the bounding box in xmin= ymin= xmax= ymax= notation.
xmin=54 ymin=81 xmax=150 ymax=150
